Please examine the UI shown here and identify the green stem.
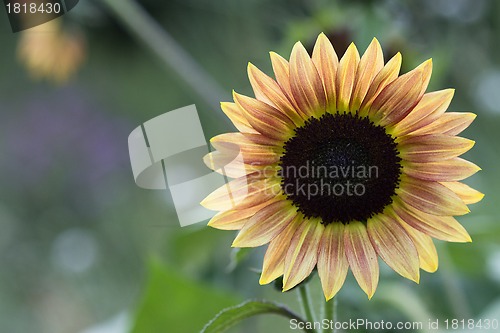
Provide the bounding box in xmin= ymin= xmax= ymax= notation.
xmin=100 ymin=0 xmax=229 ymax=111
xmin=322 ymin=298 xmax=337 ymax=333
xmin=298 ymin=284 xmax=317 ymax=333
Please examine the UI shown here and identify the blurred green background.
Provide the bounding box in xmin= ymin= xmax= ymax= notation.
xmin=0 ymin=0 xmax=497 ymax=332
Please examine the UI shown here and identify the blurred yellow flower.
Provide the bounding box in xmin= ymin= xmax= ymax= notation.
xmin=202 ymin=33 xmax=484 ymax=300
xmin=17 ymin=19 xmax=85 ymax=83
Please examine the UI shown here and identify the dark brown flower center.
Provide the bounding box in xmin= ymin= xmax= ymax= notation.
xmin=279 ymin=112 xmax=402 ymax=224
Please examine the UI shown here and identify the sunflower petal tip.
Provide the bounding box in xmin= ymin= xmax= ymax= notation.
xmin=427 ymin=264 xmax=439 ymax=273
xmin=199 ymin=198 xmax=208 ymax=208
xmin=370 ymin=37 xmax=381 ymax=47
xmin=346 ymin=42 xmax=358 ymax=52
xmin=247 ymin=62 xmax=259 ymax=73
xmin=292 ymin=41 xmax=305 ymax=50
xmin=420 ymin=58 xmax=433 ymax=72
xmin=258 ymin=276 xmax=268 ymax=285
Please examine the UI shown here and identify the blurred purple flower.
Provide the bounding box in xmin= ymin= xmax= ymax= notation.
xmin=1 ymin=87 xmax=131 ymax=192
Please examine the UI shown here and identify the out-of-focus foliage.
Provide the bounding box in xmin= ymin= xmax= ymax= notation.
xmin=131 ymin=260 xmax=238 ymax=333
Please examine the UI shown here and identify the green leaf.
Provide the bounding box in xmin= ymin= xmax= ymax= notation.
xmin=201 ymin=300 xmax=311 ymax=333
xmin=131 ymin=259 xmax=239 ymax=333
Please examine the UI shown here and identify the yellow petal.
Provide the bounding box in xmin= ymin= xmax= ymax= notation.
xmin=335 ymin=43 xmax=360 ymax=112
xmin=397 ymin=175 xmax=470 ymax=216
xmin=201 ymin=173 xmax=281 ymax=211
xmin=412 ymin=112 xmax=477 ymax=136
xmin=210 ymin=133 xmax=282 ymax=166
xmin=233 ymin=91 xmax=294 ymax=141
xmin=441 ymin=181 xmax=485 ymax=205
xmin=370 ymin=59 xmax=433 ymax=127
xmin=368 ymin=214 xmax=420 ymax=282
xmin=317 ymin=222 xmax=349 ymax=300
xmin=221 ymin=102 xmax=257 ymax=133
xmin=350 ymin=38 xmax=384 ymax=112
xmin=282 ymin=219 xmax=323 ymax=291
xmin=402 ymin=158 xmax=481 ymax=182
xmin=270 ymin=51 xmax=295 ymax=102
xmin=398 ymin=134 xmax=475 ymax=163
xmin=259 ymin=216 xmax=301 ymax=284
xmin=203 ymin=150 xmax=271 ymax=178
xmin=248 ymin=63 xmax=305 ymax=126
xmin=312 ymin=33 xmax=339 ymax=112
xmin=344 ymin=221 xmax=379 ymax=299
xmin=399 ymin=222 xmax=439 ymax=272
xmin=392 ymin=198 xmax=472 ymax=242
xmin=393 ymin=89 xmax=455 ymax=136
xmin=232 ymin=199 xmax=296 ymax=247
xmin=358 ymin=52 xmax=402 ymax=117
xmin=289 ymin=42 xmax=327 ymax=118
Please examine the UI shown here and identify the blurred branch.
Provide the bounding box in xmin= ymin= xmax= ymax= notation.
xmin=101 ymin=0 xmax=229 ymax=111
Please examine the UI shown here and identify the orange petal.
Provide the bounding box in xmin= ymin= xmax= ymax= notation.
xmin=317 ymin=222 xmax=349 ymax=300
xmin=350 ymin=38 xmax=384 ymax=112
xmin=203 ymin=150 xmax=271 ymax=178
xmin=289 ymin=42 xmax=327 ymax=118
xmin=208 ymin=199 xmax=276 ymax=230
xmin=368 ymin=214 xmax=419 ymax=282
xmin=403 ymin=158 xmax=481 ymax=182
xmin=232 ymin=199 xmax=296 ymax=247
xmin=358 ymin=52 xmax=402 ymax=117
xmin=344 ymin=221 xmax=379 ymax=299
xmin=335 ymin=43 xmax=360 ymax=112
xmin=393 ymin=89 xmax=455 ymax=136
xmin=270 ymin=51 xmax=295 ymax=103
xmin=260 ymin=216 xmax=301 ymax=284
xmin=282 ymin=219 xmax=323 ymax=291
xmin=233 ymin=91 xmax=294 ymax=141
xmin=312 ymin=33 xmax=339 ymax=112
xmin=412 ymin=112 xmax=477 ymax=136
xmin=441 ymin=181 xmax=485 ymax=205
xmin=399 ymin=222 xmax=439 ymax=272
xmin=397 ymin=176 xmax=470 ymax=216
xmin=370 ymin=60 xmax=433 ymax=127
xmin=392 ymin=199 xmax=472 ymax=242
xmin=248 ymin=63 xmax=305 ymax=125
xmin=210 ymin=133 xmax=282 ymax=166
xmin=221 ymin=102 xmax=257 ymax=133
xmin=398 ymin=134 xmax=475 ymax=163
xmin=201 ymin=173 xmax=281 ymax=211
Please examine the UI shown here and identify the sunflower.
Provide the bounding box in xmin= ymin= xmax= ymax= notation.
xmin=201 ymin=33 xmax=483 ymax=300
